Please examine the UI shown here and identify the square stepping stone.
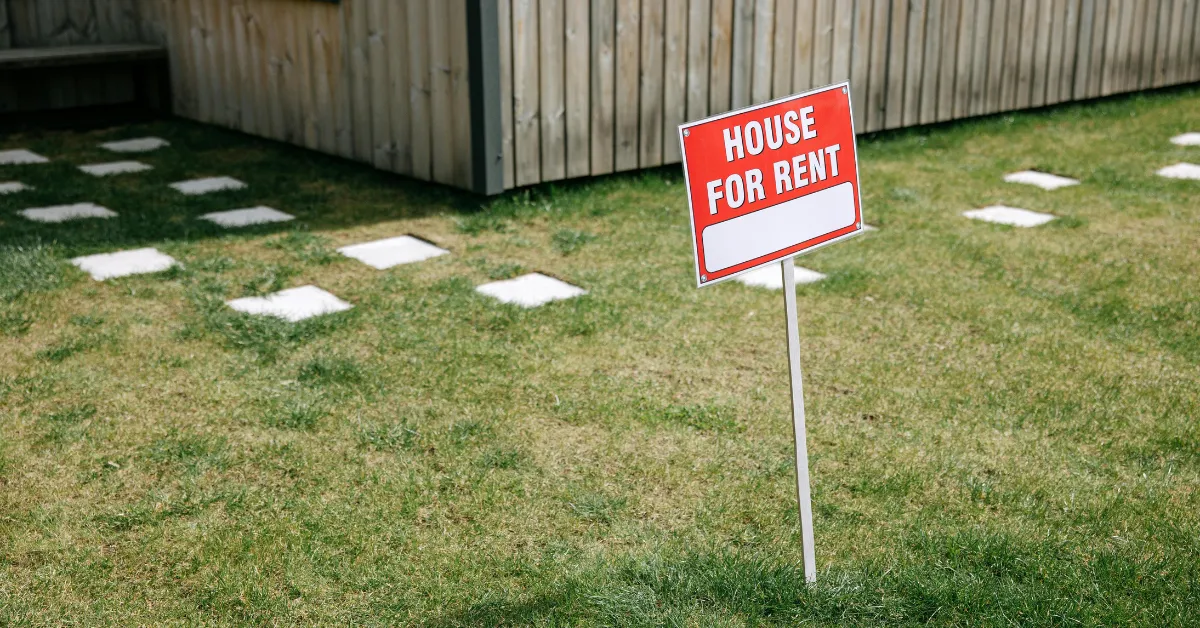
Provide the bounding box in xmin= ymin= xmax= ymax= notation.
xmin=169 ymin=176 xmax=247 ymax=195
xmin=735 ymin=264 xmax=826 ymax=290
xmin=1002 ymin=170 xmax=1079 ymax=190
xmin=476 ymin=273 xmax=586 ymax=308
xmin=0 ymin=149 xmax=49 ymax=165
xmin=199 ymin=206 xmax=295 ymax=228
xmin=100 ymin=137 xmax=170 ymax=153
xmin=0 ymin=181 xmax=30 ymax=194
xmin=19 ymin=202 xmax=117 ymax=223
xmin=338 ymin=235 xmax=449 ymax=270
xmin=963 ymin=205 xmax=1056 ymax=227
xmin=71 ymin=248 xmax=178 ymax=281
xmin=1156 ymin=163 xmax=1200 ymax=180
xmin=1169 ymin=132 xmax=1200 ymax=146
xmin=79 ymin=160 xmax=153 ymax=177
xmin=226 ymin=285 xmax=353 ymax=322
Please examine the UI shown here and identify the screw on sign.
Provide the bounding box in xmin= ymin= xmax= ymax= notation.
xmin=677 ymin=82 xmax=865 ymax=583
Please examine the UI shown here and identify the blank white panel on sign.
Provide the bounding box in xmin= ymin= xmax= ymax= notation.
xmin=0 ymin=181 xmax=30 ymax=194
xmin=1169 ymin=133 xmax=1200 ymax=146
xmin=71 ymin=248 xmax=178 ymax=281
xmin=701 ymin=182 xmax=856 ymax=274
xmin=736 ymin=264 xmax=826 ymax=290
xmin=0 ymin=149 xmax=49 ymax=164
xmin=227 ymin=285 xmax=353 ymax=322
xmin=476 ymin=273 xmax=587 ymax=308
xmin=19 ymin=203 xmax=117 ymax=223
xmin=1003 ymin=170 xmax=1079 ymax=190
xmin=1156 ymin=163 xmax=1200 ymax=180
xmin=338 ymin=236 xmax=449 ymax=269
xmin=170 ymin=176 xmax=247 ymax=195
xmin=79 ymin=161 xmax=153 ymax=176
xmin=200 ymin=206 xmax=295 ymax=228
xmin=963 ymin=206 xmax=1055 ymax=227
xmin=101 ymin=137 xmax=170 ymax=153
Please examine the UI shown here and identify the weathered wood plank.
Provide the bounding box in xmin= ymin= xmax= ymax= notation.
xmin=663 ymin=0 xmax=687 ymax=162
xmin=730 ymin=0 xmax=754 ymax=108
xmin=639 ymin=0 xmax=664 ymax=166
xmin=772 ymin=0 xmax=797 ymax=99
xmin=1015 ymin=0 xmax=1038 ymax=108
xmin=512 ymin=0 xmax=540 ymax=186
xmin=566 ymin=0 xmax=591 ymax=177
xmin=448 ymin=0 xmax=472 ymax=189
xmin=1166 ymin=0 xmax=1186 ymax=84
xmin=968 ymin=0 xmax=991 ymax=115
xmin=750 ymin=0 xmax=774 ymax=104
xmin=710 ymin=0 xmax=735 ymax=113
xmin=386 ymin=0 xmax=410 ymax=172
xmin=792 ymin=0 xmax=815 ymax=93
xmin=866 ymin=0 xmax=890 ymax=131
xmin=1086 ymin=0 xmax=1108 ymax=97
xmin=953 ymin=0 xmax=976 ymax=118
xmin=999 ymin=0 xmax=1021 ymax=110
xmin=615 ymin=0 xmax=640 ymax=170
xmin=830 ymin=0 xmax=853 ymax=84
xmin=985 ymin=0 xmax=1008 ymax=114
xmin=686 ymin=0 xmax=712 ymax=120
xmin=1031 ymin=0 xmax=1054 ymax=106
xmin=902 ymin=0 xmax=925 ymax=126
xmin=812 ymin=0 xmax=833 ymax=86
xmin=850 ymin=0 xmax=873 ymax=124
xmin=540 ymin=0 xmax=566 ymax=181
xmin=405 ymin=0 xmax=430 ymax=176
xmin=498 ymin=0 xmax=514 ymax=187
xmin=1059 ymin=0 xmax=1081 ymax=101
xmin=885 ymin=0 xmax=907 ymax=128
xmin=919 ymin=0 xmax=941 ymax=125
xmin=365 ymin=0 xmax=391 ymax=167
xmin=591 ymin=0 xmax=616 ymax=175
xmin=936 ymin=0 xmax=959 ymax=122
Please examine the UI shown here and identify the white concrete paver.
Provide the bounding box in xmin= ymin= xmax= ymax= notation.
xmin=19 ymin=203 xmax=117 ymax=223
xmin=1169 ymin=132 xmax=1200 ymax=146
xmin=735 ymin=264 xmax=827 ymax=290
xmin=0 ymin=149 xmax=49 ymax=165
xmin=338 ymin=235 xmax=449 ymax=269
xmin=170 ymin=176 xmax=247 ymax=195
xmin=1156 ymin=163 xmax=1200 ymax=180
xmin=0 ymin=181 xmax=30 ymax=194
xmin=79 ymin=161 xmax=153 ymax=177
xmin=476 ymin=273 xmax=586 ymax=308
xmin=199 ymin=206 xmax=295 ymax=228
xmin=226 ymin=285 xmax=353 ymax=322
xmin=1003 ymin=170 xmax=1079 ymax=190
xmin=100 ymin=137 xmax=170 ymax=153
xmin=963 ymin=205 xmax=1056 ymax=227
xmin=71 ymin=248 xmax=178 ymax=281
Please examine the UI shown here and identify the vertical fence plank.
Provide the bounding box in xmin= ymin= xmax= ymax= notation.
xmin=639 ymin=0 xmax=664 ymax=166
xmin=1072 ymin=0 xmax=1093 ymax=98
xmin=710 ymin=0 xmax=734 ymax=112
xmin=591 ymin=0 xmax=616 ymax=175
xmin=663 ymin=0 xmax=687 ymax=162
xmin=686 ymin=0 xmax=712 ymax=120
xmin=512 ymin=0 xmax=540 ymax=185
xmin=387 ymin=0 xmax=411 ymax=172
xmin=1015 ymin=0 xmax=1037 ymax=109
xmin=1167 ymin=0 xmax=1186 ymax=84
xmin=792 ymin=0 xmax=815 ymax=93
xmin=230 ymin=1 xmax=254 ymax=134
xmin=566 ymin=0 xmax=592 ymax=176
xmin=830 ymin=0 xmax=853 ymax=84
xmin=999 ymin=0 xmax=1021 ymax=110
xmin=1086 ymin=0 xmax=1107 ymax=96
xmin=1138 ymin=0 xmax=1159 ymax=89
xmin=1030 ymin=0 xmax=1053 ymax=106
xmin=936 ymin=0 xmax=959 ymax=121
xmin=448 ymin=0 xmax=472 ymax=189
xmin=919 ymin=0 xmax=941 ymax=125
xmin=968 ymin=0 xmax=990 ymax=115
xmin=615 ymin=0 xmax=640 ymax=170
xmin=1176 ymin=0 xmax=1195 ymax=83
xmin=750 ymin=0 xmax=774 ymax=104
xmin=984 ymin=0 xmax=1007 ymax=114
xmin=407 ymin=0 xmax=432 ymax=178
xmin=884 ymin=0 xmax=907 ymax=128
xmin=850 ymin=0 xmax=873 ymax=124
xmin=773 ymin=0 xmax=797 ymax=98
xmin=866 ymin=0 xmax=890 ymax=130
xmin=366 ymin=0 xmax=391 ymax=166
xmin=902 ymin=0 xmax=925 ymax=126
xmin=541 ymin=0 xmax=566 ymax=181
xmin=731 ymin=0 xmax=754 ymax=108
xmin=430 ymin=1 xmax=456 ymax=183
xmin=0 ymin=1 xmax=11 ymax=50
xmin=812 ymin=0 xmax=833 ymax=85
xmin=1043 ymin=0 xmax=1065 ymax=104
xmin=348 ymin=0 xmax=372 ymax=161
xmin=1059 ymin=0 xmax=1080 ymax=101
xmin=498 ymin=0 xmax=514 ymax=187
xmin=954 ymin=0 xmax=976 ymax=118
xmin=1125 ymin=0 xmax=1146 ymax=92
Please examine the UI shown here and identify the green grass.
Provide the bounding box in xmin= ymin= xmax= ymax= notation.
xmin=1 ymin=87 xmax=1199 ymax=625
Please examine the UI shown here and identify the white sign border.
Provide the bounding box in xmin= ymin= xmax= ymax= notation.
xmin=677 ymin=81 xmax=866 ymax=289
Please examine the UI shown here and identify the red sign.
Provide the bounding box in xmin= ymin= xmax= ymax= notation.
xmin=679 ymin=82 xmax=863 ymax=286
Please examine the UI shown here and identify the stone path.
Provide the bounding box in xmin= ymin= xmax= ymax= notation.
xmin=476 ymin=273 xmax=587 ymax=308
xmin=79 ymin=161 xmax=153 ymax=177
xmin=1003 ymin=170 xmax=1079 ymax=190
xmin=226 ymin=285 xmax=353 ymax=322
xmin=200 ymin=206 xmax=295 ymax=228
xmin=71 ymin=248 xmax=178 ymax=281
xmin=963 ymin=205 xmax=1056 ymax=227
xmin=19 ymin=203 xmax=117 ymax=223
xmin=170 ymin=176 xmax=247 ymax=195
xmin=1156 ymin=163 xmax=1200 ymax=180
xmin=0 ymin=149 xmax=49 ymax=165
xmin=101 ymin=137 xmax=170 ymax=153
xmin=338 ymin=235 xmax=449 ymax=270
xmin=0 ymin=182 xmax=30 ymax=194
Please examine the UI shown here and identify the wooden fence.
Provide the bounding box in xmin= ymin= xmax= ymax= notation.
xmin=3 ymin=1 xmax=1199 ymax=193
xmin=499 ymin=0 xmax=1200 ymax=189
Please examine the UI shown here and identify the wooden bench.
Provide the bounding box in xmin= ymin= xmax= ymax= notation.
xmin=0 ymin=43 xmax=170 ymax=113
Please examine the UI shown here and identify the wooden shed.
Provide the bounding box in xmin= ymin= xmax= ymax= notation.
xmin=5 ymin=1 xmax=1200 ymax=194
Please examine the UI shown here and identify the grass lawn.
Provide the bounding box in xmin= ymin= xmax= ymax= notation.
xmin=1 ymin=87 xmax=1199 ymax=626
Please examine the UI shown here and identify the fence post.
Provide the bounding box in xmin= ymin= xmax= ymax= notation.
xmin=468 ymin=0 xmax=505 ymax=195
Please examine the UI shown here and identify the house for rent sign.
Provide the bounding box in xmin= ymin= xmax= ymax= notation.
xmin=679 ymin=82 xmax=863 ymax=286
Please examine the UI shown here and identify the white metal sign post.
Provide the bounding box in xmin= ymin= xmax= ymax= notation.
xmin=677 ymin=83 xmax=864 ymax=583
